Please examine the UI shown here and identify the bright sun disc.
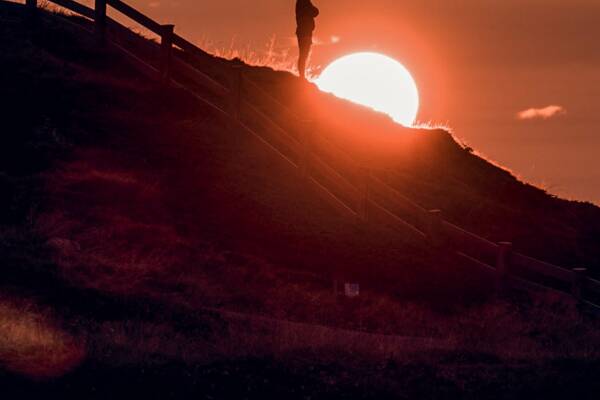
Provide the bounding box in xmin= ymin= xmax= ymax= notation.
xmin=316 ymin=52 xmax=419 ymax=127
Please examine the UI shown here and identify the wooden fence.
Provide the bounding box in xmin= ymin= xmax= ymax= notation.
xmin=23 ymin=0 xmax=600 ymax=314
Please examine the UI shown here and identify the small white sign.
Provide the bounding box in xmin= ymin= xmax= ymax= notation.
xmin=344 ymin=283 xmax=360 ymax=298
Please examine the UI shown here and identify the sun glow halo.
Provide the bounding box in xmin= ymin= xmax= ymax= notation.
xmin=316 ymin=52 xmax=420 ymax=127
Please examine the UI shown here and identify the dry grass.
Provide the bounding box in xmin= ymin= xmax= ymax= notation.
xmin=29 ymin=154 xmax=600 ymax=366
xmin=195 ymin=35 xmax=324 ymax=80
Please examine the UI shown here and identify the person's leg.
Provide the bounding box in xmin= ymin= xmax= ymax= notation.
xmin=297 ymin=35 xmax=312 ymax=79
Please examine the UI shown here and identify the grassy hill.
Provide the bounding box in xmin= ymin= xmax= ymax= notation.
xmin=1 ymin=2 xmax=600 ymax=398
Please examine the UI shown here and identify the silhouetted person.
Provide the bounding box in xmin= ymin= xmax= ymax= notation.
xmin=296 ymin=0 xmax=319 ymax=80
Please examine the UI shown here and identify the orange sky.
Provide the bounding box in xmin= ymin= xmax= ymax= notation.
xmin=76 ymin=1 xmax=600 ymax=204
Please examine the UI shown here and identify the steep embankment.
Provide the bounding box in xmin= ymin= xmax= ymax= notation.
xmin=1 ymin=2 xmax=600 ymax=398
xmin=172 ymin=22 xmax=600 ymax=277
xmin=234 ymin=69 xmax=600 ymax=276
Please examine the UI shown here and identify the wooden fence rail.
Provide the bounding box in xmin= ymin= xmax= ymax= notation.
xmin=369 ymin=176 xmax=428 ymax=228
xmin=243 ymin=77 xmax=301 ymax=122
xmin=311 ymin=155 xmax=361 ymax=201
xmin=50 ymin=0 xmax=94 ymax=18
xmin=106 ymin=0 xmax=162 ymax=33
xmin=511 ymin=252 xmax=573 ymax=282
xmin=369 ymin=199 xmax=427 ymax=240
xmin=25 ymin=0 xmax=600 ymax=314
xmin=442 ymin=221 xmax=499 ymax=261
xmin=243 ymin=101 xmax=303 ymax=154
xmin=587 ymin=278 xmax=600 ymax=296
xmin=171 ymin=56 xmax=229 ymax=97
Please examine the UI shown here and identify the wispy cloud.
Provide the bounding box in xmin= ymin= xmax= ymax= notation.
xmin=517 ymin=105 xmax=566 ymax=120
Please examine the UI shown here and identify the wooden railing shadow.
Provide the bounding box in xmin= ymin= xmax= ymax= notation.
xmin=22 ymin=0 xmax=600 ymax=314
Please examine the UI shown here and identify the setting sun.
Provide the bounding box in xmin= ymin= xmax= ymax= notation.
xmin=315 ymin=52 xmax=420 ymax=127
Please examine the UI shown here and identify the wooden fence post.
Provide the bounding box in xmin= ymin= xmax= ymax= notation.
xmin=229 ymin=65 xmax=243 ymax=121
xmin=495 ymin=242 xmax=513 ymax=294
xmin=160 ymin=24 xmax=175 ymax=85
xmin=426 ymin=209 xmax=443 ymax=247
xmin=571 ymin=268 xmax=587 ymax=302
xmin=25 ymin=0 xmax=37 ymax=22
xmin=358 ymin=168 xmax=371 ymax=222
xmin=298 ymin=120 xmax=314 ymax=178
xmin=94 ymin=0 xmax=107 ymax=44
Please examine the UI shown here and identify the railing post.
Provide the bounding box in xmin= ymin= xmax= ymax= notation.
xmin=571 ymin=268 xmax=587 ymax=303
xmin=426 ymin=209 xmax=443 ymax=247
xmin=160 ymin=24 xmax=175 ymax=85
xmin=333 ymin=278 xmax=339 ymax=297
xmin=229 ymin=65 xmax=243 ymax=121
xmin=358 ymin=168 xmax=371 ymax=222
xmin=94 ymin=0 xmax=107 ymax=44
xmin=495 ymin=242 xmax=513 ymax=295
xmin=298 ymin=120 xmax=314 ymax=178
xmin=25 ymin=0 xmax=37 ymax=22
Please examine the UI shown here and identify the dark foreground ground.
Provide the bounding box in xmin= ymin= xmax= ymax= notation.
xmin=1 ymin=2 xmax=600 ymax=398
xmin=3 ymin=354 xmax=600 ymax=399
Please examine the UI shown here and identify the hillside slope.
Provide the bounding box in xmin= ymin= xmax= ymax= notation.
xmin=1 ymin=2 xmax=600 ymax=398
xmin=166 ymin=10 xmax=600 ymax=277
